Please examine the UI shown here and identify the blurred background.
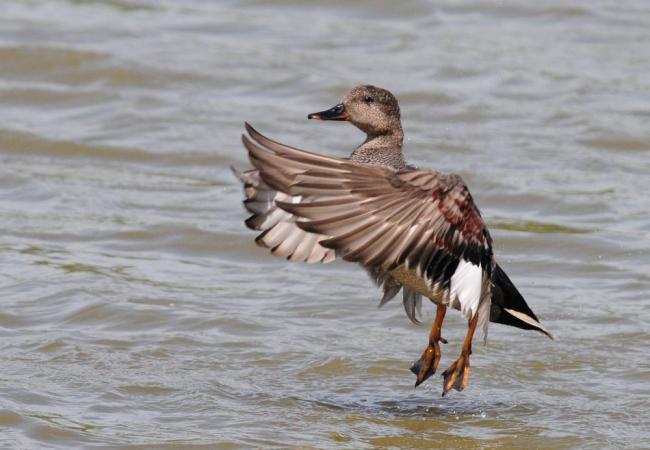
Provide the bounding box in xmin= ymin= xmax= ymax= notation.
xmin=0 ymin=0 xmax=649 ymax=448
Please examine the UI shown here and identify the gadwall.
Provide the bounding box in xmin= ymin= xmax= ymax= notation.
xmin=234 ymin=85 xmax=552 ymax=396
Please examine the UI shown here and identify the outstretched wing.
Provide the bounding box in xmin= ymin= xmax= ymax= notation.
xmin=232 ymin=167 xmax=335 ymax=263
xmin=242 ymin=123 xmax=495 ymax=333
xmin=233 ymin=164 xmax=427 ymax=323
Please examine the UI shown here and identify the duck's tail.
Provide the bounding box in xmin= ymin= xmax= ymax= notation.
xmin=490 ymin=264 xmax=553 ymax=339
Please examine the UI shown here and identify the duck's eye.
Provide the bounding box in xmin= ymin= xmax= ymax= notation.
xmin=364 ymin=96 xmax=374 ymax=103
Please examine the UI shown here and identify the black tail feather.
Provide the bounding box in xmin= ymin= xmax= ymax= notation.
xmin=490 ymin=264 xmax=553 ymax=339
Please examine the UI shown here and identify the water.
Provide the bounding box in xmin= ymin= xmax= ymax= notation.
xmin=0 ymin=0 xmax=649 ymax=448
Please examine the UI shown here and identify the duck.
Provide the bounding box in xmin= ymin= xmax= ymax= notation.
xmin=234 ymin=85 xmax=552 ymax=396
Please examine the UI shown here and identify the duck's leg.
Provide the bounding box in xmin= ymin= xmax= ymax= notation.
xmin=410 ymin=304 xmax=447 ymax=387
xmin=442 ymin=313 xmax=479 ymax=396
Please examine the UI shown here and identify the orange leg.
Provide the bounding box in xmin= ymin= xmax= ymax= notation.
xmin=410 ymin=304 xmax=447 ymax=387
xmin=441 ymin=313 xmax=479 ymax=396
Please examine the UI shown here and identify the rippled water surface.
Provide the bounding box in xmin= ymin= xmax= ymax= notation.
xmin=1 ymin=0 xmax=649 ymax=448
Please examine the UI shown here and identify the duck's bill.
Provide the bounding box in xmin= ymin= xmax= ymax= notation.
xmin=307 ymin=103 xmax=351 ymax=121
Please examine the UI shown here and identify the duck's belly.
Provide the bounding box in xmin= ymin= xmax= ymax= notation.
xmin=387 ymin=264 xmax=445 ymax=305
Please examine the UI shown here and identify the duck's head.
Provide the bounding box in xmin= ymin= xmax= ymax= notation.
xmin=308 ymin=85 xmax=402 ymax=137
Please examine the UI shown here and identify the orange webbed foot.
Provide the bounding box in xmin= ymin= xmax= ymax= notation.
xmin=410 ymin=336 xmax=447 ymax=387
xmin=441 ymin=353 xmax=471 ymax=396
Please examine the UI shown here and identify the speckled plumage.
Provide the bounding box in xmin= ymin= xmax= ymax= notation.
xmin=345 ymin=86 xmax=407 ymax=170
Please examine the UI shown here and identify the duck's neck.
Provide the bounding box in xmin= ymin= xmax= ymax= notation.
xmin=350 ymin=129 xmax=405 ymax=170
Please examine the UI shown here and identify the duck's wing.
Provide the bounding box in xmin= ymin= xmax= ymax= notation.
xmin=232 ymin=167 xmax=335 ymax=264
xmin=232 ymin=167 xmax=419 ymax=319
xmin=243 ymin=123 xmax=494 ymax=333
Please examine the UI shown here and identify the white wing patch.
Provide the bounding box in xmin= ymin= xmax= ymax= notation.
xmin=450 ymin=260 xmax=483 ymax=320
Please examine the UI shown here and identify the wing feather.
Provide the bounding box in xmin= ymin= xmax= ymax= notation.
xmin=232 ymin=167 xmax=335 ymax=264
